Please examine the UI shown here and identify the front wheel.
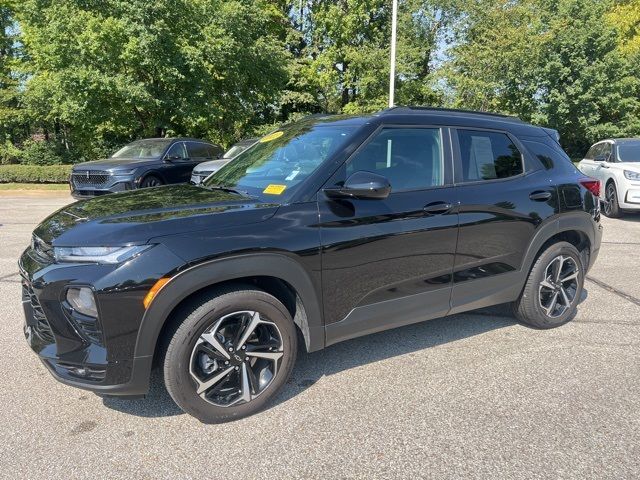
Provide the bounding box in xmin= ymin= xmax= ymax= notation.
xmin=513 ymin=242 xmax=584 ymax=329
xmin=140 ymin=174 xmax=164 ymax=188
xmin=163 ymin=286 xmax=297 ymax=423
xmin=602 ymin=181 xmax=623 ymax=218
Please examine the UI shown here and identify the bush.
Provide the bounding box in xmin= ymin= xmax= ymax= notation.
xmin=0 ymin=141 xmax=22 ymax=165
xmin=0 ymin=164 xmax=72 ymax=183
xmin=19 ymin=140 xmax=76 ymax=165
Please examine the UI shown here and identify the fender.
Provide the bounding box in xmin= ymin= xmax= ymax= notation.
xmin=522 ymin=211 xmax=599 ymax=273
xmin=449 ymin=211 xmax=599 ymax=315
xmin=133 ymin=253 xmax=325 ymax=361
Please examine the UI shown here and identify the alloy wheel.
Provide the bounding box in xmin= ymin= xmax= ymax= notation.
xmin=604 ymin=183 xmax=615 ymax=216
xmin=189 ymin=310 xmax=283 ymax=407
xmin=538 ymin=255 xmax=580 ymax=318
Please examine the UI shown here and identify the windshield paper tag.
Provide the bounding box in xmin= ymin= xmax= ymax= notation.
xmin=285 ymin=170 xmax=300 ymax=181
xmin=263 ymin=184 xmax=287 ymax=195
xmin=259 ymin=131 xmax=284 ymax=143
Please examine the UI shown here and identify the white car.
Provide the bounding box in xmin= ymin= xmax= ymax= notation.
xmin=190 ymin=138 xmax=257 ymax=185
xmin=577 ymin=138 xmax=640 ymax=217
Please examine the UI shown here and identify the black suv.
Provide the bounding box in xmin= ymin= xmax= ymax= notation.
xmin=20 ymin=108 xmax=602 ymax=423
xmin=70 ymin=138 xmax=223 ymax=198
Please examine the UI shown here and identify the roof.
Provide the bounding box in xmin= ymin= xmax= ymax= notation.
xmin=382 ymin=106 xmax=524 ymax=123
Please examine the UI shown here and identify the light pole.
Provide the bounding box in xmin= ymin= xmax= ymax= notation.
xmin=388 ymin=0 xmax=398 ymax=108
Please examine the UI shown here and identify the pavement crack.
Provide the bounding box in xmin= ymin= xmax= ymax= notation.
xmin=586 ymin=276 xmax=640 ymax=308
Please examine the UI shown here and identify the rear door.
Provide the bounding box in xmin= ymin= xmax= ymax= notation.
xmin=449 ymin=128 xmax=557 ymax=313
xmin=319 ymin=126 xmax=459 ymax=345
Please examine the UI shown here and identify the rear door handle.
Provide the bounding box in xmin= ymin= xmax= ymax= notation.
xmin=529 ymin=190 xmax=552 ymax=201
xmin=423 ymin=201 xmax=453 ymax=215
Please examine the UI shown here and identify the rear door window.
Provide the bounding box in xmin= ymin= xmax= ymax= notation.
xmin=456 ymin=130 xmax=523 ymax=182
xmin=186 ymin=142 xmax=212 ymax=160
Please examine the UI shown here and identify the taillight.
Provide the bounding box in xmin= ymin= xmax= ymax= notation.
xmin=579 ymin=178 xmax=600 ymax=197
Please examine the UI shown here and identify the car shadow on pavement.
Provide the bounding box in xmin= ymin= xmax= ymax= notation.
xmin=101 ymin=304 xmax=519 ymax=419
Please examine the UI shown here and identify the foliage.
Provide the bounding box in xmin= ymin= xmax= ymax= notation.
xmin=0 ymin=0 xmax=639 ymax=170
xmin=0 ymin=164 xmax=72 ymax=183
xmin=445 ymin=0 xmax=640 ymax=156
xmin=608 ymin=0 xmax=640 ymax=55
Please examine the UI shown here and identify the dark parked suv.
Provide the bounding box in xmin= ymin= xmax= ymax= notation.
xmin=20 ymin=108 xmax=602 ymax=423
xmin=70 ymin=138 xmax=223 ymax=198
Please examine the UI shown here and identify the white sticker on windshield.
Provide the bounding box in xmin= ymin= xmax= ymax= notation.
xmin=285 ymin=170 xmax=300 ymax=181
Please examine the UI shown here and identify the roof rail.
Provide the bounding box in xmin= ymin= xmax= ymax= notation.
xmin=382 ymin=106 xmax=522 ymax=121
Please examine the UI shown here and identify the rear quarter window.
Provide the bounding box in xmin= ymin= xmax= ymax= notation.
xmin=521 ymin=139 xmax=579 ymax=175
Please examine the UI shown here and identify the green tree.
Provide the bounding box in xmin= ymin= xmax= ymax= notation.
xmin=0 ymin=0 xmax=24 ymax=160
xmin=445 ymin=0 xmax=640 ymax=156
xmin=15 ymin=0 xmax=289 ymax=160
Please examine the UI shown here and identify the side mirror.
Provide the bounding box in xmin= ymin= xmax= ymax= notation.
xmin=324 ymin=170 xmax=391 ymax=200
xmin=164 ymin=155 xmax=183 ymax=162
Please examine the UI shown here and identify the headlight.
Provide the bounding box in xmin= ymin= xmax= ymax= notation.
xmin=54 ymin=245 xmax=152 ymax=264
xmin=624 ymin=170 xmax=640 ymax=181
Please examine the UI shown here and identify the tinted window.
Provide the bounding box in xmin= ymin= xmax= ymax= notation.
xmin=457 ymin=130 xmax=523 ymax=181
xmin=346 ymin=128 xmax=444 ymax=191
xmin=187 ymin=142 xmax=212 ymax=159
xmin=601 ymin=142 xmax=612 ymax=159
xmin=165 ymin=142 xmax=187 ymax=159
xmin=522 ymin=140 xmax=580 ymax=174
xmin=617 ymin=143 xmax=640 ymax=162
xmin=208 ymin=145 xmax=222 ymax=158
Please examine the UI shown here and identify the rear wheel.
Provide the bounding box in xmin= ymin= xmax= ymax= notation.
xmin=602 ymin=181 xmax=623 ymax=218
xmin=513 ymin=242 xmax=584 ymax=329
xmin=163 ymin=286 xmax=297 ymax=423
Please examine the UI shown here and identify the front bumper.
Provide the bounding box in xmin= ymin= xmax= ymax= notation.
xmin=70 ymin=173 xmax=135 ymax=198
xmin=19 ymin=242 xmax=184 ymax=396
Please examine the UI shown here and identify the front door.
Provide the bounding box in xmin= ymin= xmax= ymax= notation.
xmin=319 ymin=126 xmax=459 ymax=346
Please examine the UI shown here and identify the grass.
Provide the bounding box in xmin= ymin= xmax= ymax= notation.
xmin=0 ymin=182 xmax=69 ymax=191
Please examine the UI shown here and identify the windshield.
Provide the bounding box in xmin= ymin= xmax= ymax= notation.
xmin=617 ymin=143 xmax=640 ymax=162
xmin=204 ymin=122 xmax=355 ymax=199
xmin=112 ymin=139 xmax=172 ymax=158
xmin=224 ymin=143 xmax=254 ymax=159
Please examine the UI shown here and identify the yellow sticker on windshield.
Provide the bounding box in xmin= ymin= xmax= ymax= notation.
xmin=259 ymin=131 xmax=284 ymax=143
xmin=263 ymin=184 xmax=287 ymax=195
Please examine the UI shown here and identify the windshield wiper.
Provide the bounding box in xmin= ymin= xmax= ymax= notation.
xmin=202 ymin=184 xmax=252 ymax=197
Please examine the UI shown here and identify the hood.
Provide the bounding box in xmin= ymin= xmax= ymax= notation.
xmin=193 ymin=159 xmax=231 ymax=174
xmin=617 ymin=162 xmax=640 ymax=171
xmin=34 ymin=184 xmax=279 ymax=247
xmin=72 ymin=157 xmax=160 ymax=172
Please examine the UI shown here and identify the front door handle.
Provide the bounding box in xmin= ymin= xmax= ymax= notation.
xmin=529 ymin=190 xmax=552 ymax=201
xmin=423 ymin=201 xmax=453 ymax=215
xmin=600 ymin=162 xmax=609 ymax=168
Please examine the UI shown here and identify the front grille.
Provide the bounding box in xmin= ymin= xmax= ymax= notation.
xmin=72 ymin=170 xmax=110 ymax=187
xmin=22 ymin=279 xmax=55 ymax=343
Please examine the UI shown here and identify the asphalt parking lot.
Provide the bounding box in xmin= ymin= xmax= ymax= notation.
xmin=1 ymin=192 xmax=639 ymax=479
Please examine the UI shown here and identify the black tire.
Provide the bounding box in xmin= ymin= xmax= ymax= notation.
xmin=163 ymin=286 xmax=297 ymax=423
xmin=602 ymin=181 xmax=623 ymax=218
xmin=513 ymin=241 xmax=584 ymax=329
xmin=140 ymin=174 xmax=163 ymax=188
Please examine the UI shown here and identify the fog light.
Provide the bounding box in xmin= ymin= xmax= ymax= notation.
xmin=66 ymin=287 xmax=98 ymax=317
